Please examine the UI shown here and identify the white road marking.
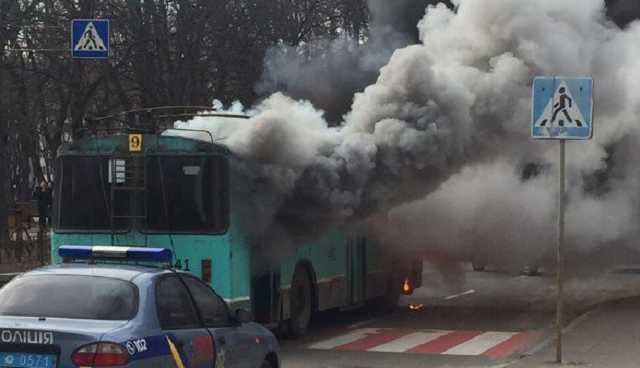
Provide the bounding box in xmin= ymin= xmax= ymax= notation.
xmin=443 ymin=332 xmax=517 ymax=356
xmin=368 ymin=331 xmax=451 ymax=353
xmin=346 ymin=319 xmax=376 ymax=330
xmin=444 ymin=289 xmax=476 ymax=300
xmin=308 ymin=328 xmax=379 ymax=350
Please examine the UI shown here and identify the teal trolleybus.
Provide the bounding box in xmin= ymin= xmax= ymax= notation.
xmin=51 ymin=114 xmax=421 ymax=336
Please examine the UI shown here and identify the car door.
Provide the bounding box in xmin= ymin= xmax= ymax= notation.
xmin=155 ymin=275 xmax=216 ymax=368
xmin=182 ymin=276 xmax=261 ymax=368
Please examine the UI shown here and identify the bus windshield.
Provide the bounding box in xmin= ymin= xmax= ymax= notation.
xmin=56 ymin=156 xmax=118 ymax=231
xmin=56 ymin=154 xmax=229 ymax=234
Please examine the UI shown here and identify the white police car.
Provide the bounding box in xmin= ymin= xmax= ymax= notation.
xmin=0 ymin=246 xmax=280 ymax=368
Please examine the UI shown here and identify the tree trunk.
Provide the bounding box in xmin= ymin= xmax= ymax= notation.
xmin=0 ymin=128 xmax=7 ymax=246
xmin=0 ymin=0 xmax=13 ymax=247
xmin=0 ymin=71 xmax=8 ymax=246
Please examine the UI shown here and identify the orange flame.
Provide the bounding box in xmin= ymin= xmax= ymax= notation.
xmin=402 ymin=277 xmax=413 ymax=295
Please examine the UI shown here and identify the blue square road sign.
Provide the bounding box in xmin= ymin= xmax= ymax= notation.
xmin=71 ymin=19 xmax=109 ymax=59
xmin=531 ymin=77 xmax=593 ymax=140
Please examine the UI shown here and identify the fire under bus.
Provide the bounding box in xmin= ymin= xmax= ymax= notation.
xmin=51 ymin=109 xmax=422 ymax=336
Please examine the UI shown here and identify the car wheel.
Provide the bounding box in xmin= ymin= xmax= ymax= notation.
xmin=288 ymin=267 xmax=313 ymax=338
xmin=522 ymin=264 xmax=540 ymax=276
xmin=472 ymin=247 xmax=488 ymax=272
xmin=472 ymin=261 xmax=486 ymax=272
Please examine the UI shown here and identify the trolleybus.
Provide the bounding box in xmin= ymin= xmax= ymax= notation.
xmin=51 ymin=111 xmax=421 ymax=336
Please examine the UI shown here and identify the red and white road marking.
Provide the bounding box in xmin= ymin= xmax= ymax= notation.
xmin=307 ymin=328 xmax=542 ymax=358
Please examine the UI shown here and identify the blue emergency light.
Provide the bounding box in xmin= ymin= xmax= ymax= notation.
xmin=59 ymin=245 xmax=173 ymax=263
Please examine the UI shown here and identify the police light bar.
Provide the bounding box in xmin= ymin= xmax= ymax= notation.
xmin=59 ymin=246 xmax=173 ymax=263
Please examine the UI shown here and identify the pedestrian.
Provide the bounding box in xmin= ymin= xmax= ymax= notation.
xmin=34 ymin=181 xmax=52 ymax=229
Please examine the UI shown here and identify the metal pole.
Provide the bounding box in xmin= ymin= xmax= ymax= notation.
xmin=39 ymin=227 xmax=45 ymax=265
xmin=556 ymin=139 xmax=566 ymax=364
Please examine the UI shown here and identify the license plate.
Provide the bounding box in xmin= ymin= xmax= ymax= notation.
xmin=0 ymin=353 xmax=56 ymax=368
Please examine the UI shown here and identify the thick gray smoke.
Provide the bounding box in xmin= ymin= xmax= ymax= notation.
xmin=256 ymin=1 xmax=451 ymax=122
xmin=177 ymin=0 xmax=640 ymax=272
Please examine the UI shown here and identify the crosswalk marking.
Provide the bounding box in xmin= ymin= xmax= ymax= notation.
xmin=443 ymin=332 xmax=517 ymax=356
xmin=308 ymin=328 xmax=378 ymax=350
xmin=368 ymin=331 xmax=450 ymax=353
xmin=407 ymin=330 xmax=483 ymax=354
xmin=484 ymin=331 xmax=543 ymax=359
xmin=307 ymin=328 xmax=542 ymax=359
xmin=336 ymin=329 xmax=414 ymax=351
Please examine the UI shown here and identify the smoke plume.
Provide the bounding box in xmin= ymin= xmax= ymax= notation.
xmin=256 ymin=1 xmax=453 ymax=122
xmin=177 ymin=0 xmax=640 ymax=271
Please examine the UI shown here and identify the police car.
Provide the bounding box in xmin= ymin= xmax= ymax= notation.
xmin=0 ymin=246 xmax=280 ymax=368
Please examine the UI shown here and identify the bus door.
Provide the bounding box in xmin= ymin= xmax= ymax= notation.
xmin=348 ymin=237 xmax=367 ymax=305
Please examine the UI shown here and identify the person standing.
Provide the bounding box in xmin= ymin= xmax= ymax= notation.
xmin=34 ymin=181 xmax=52 ymax=228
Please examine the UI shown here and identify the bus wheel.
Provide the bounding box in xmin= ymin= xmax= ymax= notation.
xmin=288 ymin=268 xmax=313 ymax=338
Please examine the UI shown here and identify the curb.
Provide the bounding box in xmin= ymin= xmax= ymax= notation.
xmin=507 ymin=305 xmax=605 ymax=366
xmin=0 ymin=273 xmax=20 ymax=287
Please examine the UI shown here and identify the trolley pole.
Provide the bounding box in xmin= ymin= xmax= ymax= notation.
xmin=555 ymin=139 xmax=566 ymax=364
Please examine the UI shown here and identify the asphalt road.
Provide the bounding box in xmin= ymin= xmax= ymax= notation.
xmin=280 ymin=262 xmax=640 ymax=368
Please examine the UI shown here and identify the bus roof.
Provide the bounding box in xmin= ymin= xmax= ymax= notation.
xmin=58 ymin=133 xmax=230 ymax=156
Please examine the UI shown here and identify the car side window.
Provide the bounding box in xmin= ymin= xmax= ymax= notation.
xmin=156 ymin=275 xmax=200 ymax=330
xmin=182 ymin=277 xmax=230 ymax=327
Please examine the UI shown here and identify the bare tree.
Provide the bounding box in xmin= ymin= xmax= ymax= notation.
xmin=0 ymin=0 xmax=371 ymax=239
xmin=0 ymin=0 xmax=20 ymax=243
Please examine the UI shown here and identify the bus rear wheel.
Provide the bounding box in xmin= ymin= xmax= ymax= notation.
xmin=287 ymin=267 xmax=313 ymax=338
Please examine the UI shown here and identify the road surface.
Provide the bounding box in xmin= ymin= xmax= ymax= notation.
xmin=280 ymin=262 xmax=640 ymax=368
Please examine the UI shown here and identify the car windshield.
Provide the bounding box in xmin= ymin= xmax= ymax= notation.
xmin=0 ymin=275 xmax=137 ymax=320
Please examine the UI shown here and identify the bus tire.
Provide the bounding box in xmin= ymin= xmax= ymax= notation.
xmin=287 ymin=267 xmax=313 ymax=338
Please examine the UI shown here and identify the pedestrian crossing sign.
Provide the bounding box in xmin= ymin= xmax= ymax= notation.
xmin=532 ymin=77 xmax=593 ymax=140
xmin=71 ymin=19 xmax=109 ymax=59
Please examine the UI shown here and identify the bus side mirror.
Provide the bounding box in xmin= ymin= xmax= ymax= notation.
xmin=235 ymin=309 xmax=252 ymax=323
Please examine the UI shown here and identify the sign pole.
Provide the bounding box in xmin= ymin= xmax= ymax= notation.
xmin=555 ymin=139 xmax=566 ymax=364
xmin=532 ymin=76 xmax=592 ymax=364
